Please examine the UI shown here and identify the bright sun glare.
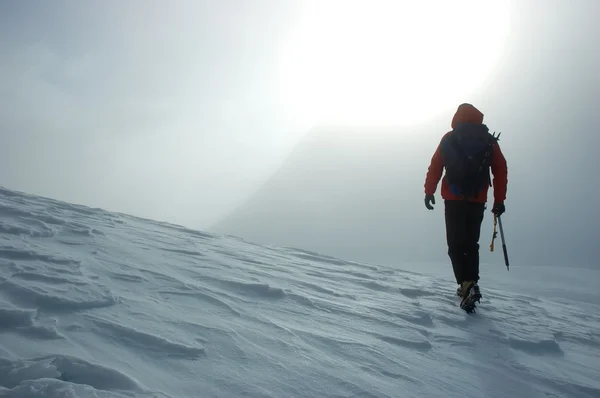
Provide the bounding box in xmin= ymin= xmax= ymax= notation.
xmin=279 ymin=1 xmax=511 ymax=127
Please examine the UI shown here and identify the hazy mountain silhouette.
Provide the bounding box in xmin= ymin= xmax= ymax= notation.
xmin=210 ymin=1 xmax=600 ymax=270
xmin=211 ymin=118 xmax=452 ymax=266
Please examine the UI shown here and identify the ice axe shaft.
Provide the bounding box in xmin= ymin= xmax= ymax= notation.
xmin=497 ymin=215 xmax=509 ymax=270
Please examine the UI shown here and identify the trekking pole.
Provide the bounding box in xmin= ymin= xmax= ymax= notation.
xmin=497 ymin=215 xmax=509 ymax=270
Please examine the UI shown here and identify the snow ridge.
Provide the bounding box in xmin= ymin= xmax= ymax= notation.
xmin=0 ymin=187 xmax=598 ymax=397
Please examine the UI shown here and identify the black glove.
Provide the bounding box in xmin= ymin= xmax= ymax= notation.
xmin=492 ymin=202 xmax=505 ymax=216
xmin=425 ymin=194 xmax=435 ymax=210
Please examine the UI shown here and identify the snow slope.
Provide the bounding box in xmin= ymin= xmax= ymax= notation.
xmin=0 ymin=186 xmax=598 ymax=398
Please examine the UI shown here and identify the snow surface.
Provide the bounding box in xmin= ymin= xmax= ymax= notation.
xmin=0 ymin=186 xmax=598 ymax=398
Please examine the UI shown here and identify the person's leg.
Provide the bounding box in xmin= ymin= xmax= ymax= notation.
xmin=459 ymin=201 xmax=485 ymax=311
xmin=463 ymin=201 xmax=486 ymax=283
xmin=444 ymin=200 xmax=467 ymax=285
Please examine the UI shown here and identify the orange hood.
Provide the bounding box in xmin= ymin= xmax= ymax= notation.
xmin=451 ymin=103 xmax=484 ymax=129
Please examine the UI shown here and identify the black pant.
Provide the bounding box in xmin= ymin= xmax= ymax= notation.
xmin=444 ymin=200 xmax=485 ymax=284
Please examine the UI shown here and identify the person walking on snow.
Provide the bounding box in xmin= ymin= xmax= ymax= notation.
xmin=424 ymin=103 xmax=508 ymax=312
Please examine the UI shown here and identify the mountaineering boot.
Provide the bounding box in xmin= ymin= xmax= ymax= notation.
xmin=459 ymin=281 xmax=482 ymax=313
xmin=458 ymin=280 xmax=473 ymax=298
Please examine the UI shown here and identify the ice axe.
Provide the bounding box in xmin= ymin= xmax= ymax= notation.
xmin=490 ymin=214 xmax=510 ymax=270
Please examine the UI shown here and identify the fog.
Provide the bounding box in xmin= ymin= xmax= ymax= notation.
xmin=1 ymin=1 xmax=599 ymax=269
xmin=0 ymin=0 xmax=310 ymax=227
xmin=212 ymin=0 xmax=600 ymax=269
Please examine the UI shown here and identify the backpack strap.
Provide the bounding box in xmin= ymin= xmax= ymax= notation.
xmin=478 ymin=132 xmax=500 ymax=188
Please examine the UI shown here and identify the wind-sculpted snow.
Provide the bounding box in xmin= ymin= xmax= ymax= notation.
xmin=0 ymin=355 xmax=168 ymax=397
xmin=0 ymin=187 xmax=599 ymax=398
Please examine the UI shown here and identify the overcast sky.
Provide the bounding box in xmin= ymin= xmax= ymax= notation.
xmin=0 ymin=0 xmax=314 ymax=226
xmin=0 ymin=0 xmax=517 ymax=227
xmin=1 ymin=0 xmax=599 ymax=270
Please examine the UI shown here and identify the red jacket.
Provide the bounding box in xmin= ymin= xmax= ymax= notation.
xmin=424 ymin=104 xmax=508 ymax=203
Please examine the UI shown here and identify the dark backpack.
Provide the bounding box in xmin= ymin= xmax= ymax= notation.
xmin=441 ymin=123 xmax=499 ymax=198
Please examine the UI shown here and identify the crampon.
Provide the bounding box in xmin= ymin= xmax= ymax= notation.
xmin=459 ymin=283 xmax=482 ymax=314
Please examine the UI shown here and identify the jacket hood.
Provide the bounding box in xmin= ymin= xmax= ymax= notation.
xmin=451 ymin=103 xmax=484 ymax=129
